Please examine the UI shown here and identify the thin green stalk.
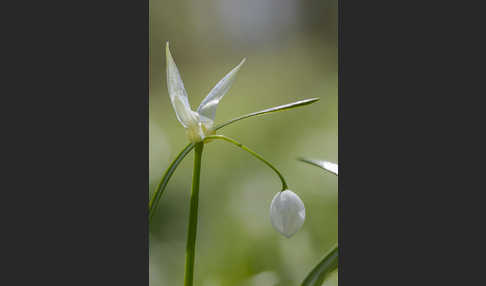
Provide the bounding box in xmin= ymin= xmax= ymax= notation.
xmin=149 ymin=142 xmax=195 ymax=222
xmin=204 ymin=135 xmax=288 ymax=190
xmin=184 ymin=142 xmax=204 ymax=286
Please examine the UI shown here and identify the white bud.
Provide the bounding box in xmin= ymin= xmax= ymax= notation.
xmin=270 ymin=189 xmax=305 ymax=238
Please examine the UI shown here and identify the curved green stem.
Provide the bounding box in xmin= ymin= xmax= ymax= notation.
xmin=149 ymin=98 xmax=319 ymax=221
xmin=301 ymin=244 xmax=338 ymax=286
xmin=148 ymin=142 xmax=195 ymax=222
xmin=184 ymin=142 xmax=204 ymax=286
xmin=204 ymin=135 xmax=288 ymax=190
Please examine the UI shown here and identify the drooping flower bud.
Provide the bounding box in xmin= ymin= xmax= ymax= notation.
xmin=269 ymin=189 xmax=305 ymax=238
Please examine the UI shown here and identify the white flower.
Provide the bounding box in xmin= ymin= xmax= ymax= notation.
xmin=166 ymin=42 xmax=245 ymax=142
xmin=270 ymin=189 xmax=305 ymax=238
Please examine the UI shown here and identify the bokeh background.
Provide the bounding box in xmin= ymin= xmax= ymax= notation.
xmin=150 ymin=0 xmax=338 ymax=285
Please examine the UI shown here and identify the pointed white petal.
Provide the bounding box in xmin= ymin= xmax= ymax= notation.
xmin=197 ymin=58 xmax=246 ymax=121
xmin=322 ymin=161 xmax=338 ymax=175
xmin=166 ymin=42 xmax=197 ymax=127
xmin=300 ymin=158 xmax=338 ymax=175
xmin=270 ymin=190 xmax=305 ymax=238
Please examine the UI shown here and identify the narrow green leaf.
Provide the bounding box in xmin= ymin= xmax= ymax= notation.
xmin=299 ymin=158 xmax=338 ymax=176
xmin=213 ymin=98 xmax=320 ymax=131
xmin=149 ymin=142 xmax=195 ymax=222
xmin=301 ymin=244 xmax=338 ymax=286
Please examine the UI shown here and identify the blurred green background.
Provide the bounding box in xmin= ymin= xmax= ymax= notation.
xmin=150 ymin=0 xmax=337 ymax=285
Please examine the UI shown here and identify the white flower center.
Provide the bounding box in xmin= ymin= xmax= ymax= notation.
xmin=185 ymin=116 xmax=215 ymax=143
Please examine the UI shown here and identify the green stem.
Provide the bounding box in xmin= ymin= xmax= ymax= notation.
xmin=184 ymin=142 xmax=204 ymax=286
xmin=301 ymin=244 xmax=338 ymax=286
xmin=204 ymin=135 xmax=288 ymax=190
xmin=149 ymin=142 xmax=195 ymax=222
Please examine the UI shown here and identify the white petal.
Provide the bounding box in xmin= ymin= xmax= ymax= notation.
xmin=301 ymin=158 xmax=338 ymax=175
xmin=322 ymin=161 xmax=338 ymax=175
xmin=270 ymin=190 xmax=305 ymax=238
xmin=166 ymin=42 xmax=198 ymax=128
xmin=196 ymin=58 xmax=246 ymax=121
xmin=312 ymin=160 xmax=338 ymax=175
